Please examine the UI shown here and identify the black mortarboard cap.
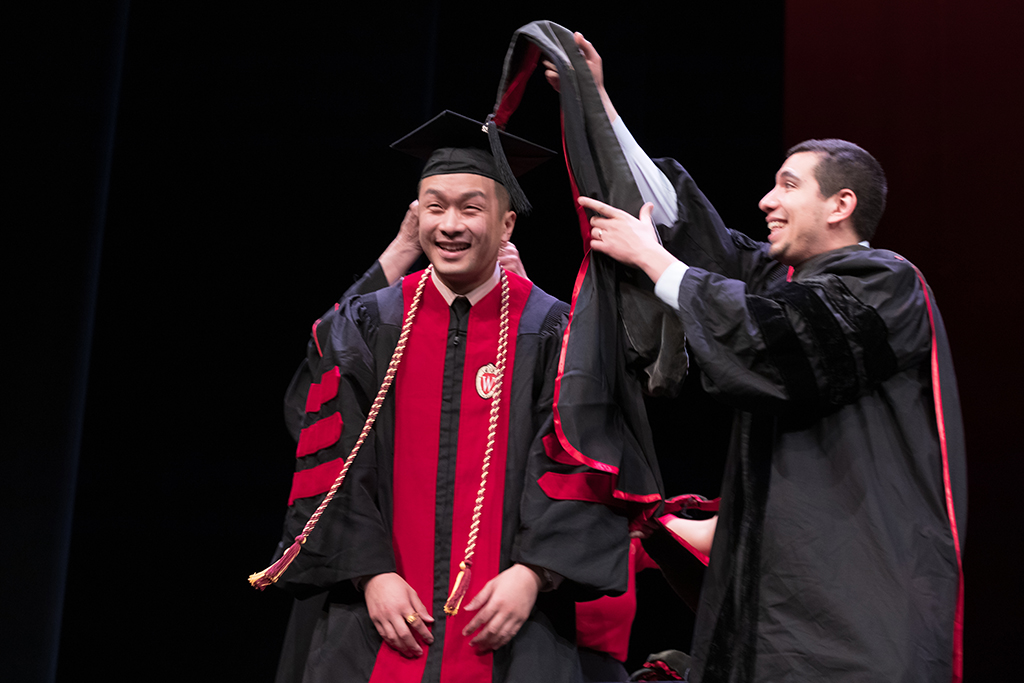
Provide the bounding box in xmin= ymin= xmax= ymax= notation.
xmin=390 ymin=110 xmax=554 ymax=214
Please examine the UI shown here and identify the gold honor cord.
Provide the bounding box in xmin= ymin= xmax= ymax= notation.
xmin=444 ymin=271 xmax=510 ymax=616
xmin=249 ymin=267 xmax=432 ymax=590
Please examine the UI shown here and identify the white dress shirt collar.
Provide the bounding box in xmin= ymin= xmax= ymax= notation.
xmin=430 ymin=262 xmax=502 ymax=307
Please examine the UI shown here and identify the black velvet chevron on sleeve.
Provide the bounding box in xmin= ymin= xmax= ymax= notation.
xmin=747 ymin=278 xmax=897 ymax=413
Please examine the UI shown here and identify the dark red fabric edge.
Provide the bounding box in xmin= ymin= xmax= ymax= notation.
xmin=898 ymin=255 xmax=964 ymax=682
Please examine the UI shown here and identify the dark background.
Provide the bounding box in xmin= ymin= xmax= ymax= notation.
xmin=6 ymin=2 xmax=1020 ymax=681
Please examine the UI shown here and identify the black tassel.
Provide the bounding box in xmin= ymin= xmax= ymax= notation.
xmin=485 ymin=115 xmax=532 ymax=215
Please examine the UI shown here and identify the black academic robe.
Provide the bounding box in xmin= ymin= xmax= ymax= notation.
xmin=273 ymin=265 xmax=625 ymax=683
xmin=655 ymin=159 xmax=966 ymax=683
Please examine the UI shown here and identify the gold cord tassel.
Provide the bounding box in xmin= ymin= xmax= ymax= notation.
xmin=444 ymin=560 xmax=473 ymax=615
xmin=445 ymin=272 xmax=511 ymax=615
xmin=248 ymin=267 xmax=432 ymax=590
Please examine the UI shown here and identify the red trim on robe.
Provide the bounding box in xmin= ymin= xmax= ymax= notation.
xmin=295 ymin=412 xmax=342 ymax=458
xmin=440 ymin=275 xmax=529 ymax=683
xmin=538 ymin=471 xmax=621 ymax=506
xmin=576 ymin=538 xmax=645 ymax=663
xmin=492 ymin=44 xmax=540 ymax=129
xmin=550 ymin=113 xmax=661 ymax=503
xmin=550 ymin=121 xmax=621 ymax=477
xmin=663 ymin=494 xmax=721 ymax=515
xmin=371 ymin=277 xmax=447 ymax=683
xmin=899 ymin=256 xmax=964 ymax=683
xmin=312 ymin=318 xmax=324 ymax=358
xmin=304 ymin=366 xmax=340 ymax=413
xmin=370 ymin=272 xmax=532 ymax=683
xmin=287 ymin=457 xmax=344 ymax=505
xmin=542 ymin=431 xmax=580 ymax=466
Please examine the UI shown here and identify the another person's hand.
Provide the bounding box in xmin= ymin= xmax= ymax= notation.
xmin=663 ymin=515 xmax=718 ymax=557
xmin=543 ymin=32 xmax=617 ymax=122
xmin=396 ymin=199 xmax=421 ymax=249
xmin=498 ymin=241 xmax=529 ymax=280
xmin=578 ymin=197 xmax=675 ymax=284
xmin=461 ymin=563 xmax=541 ymax=651
xmin=380 ymin=200 xmax=423 ymax=284
xmin=364 ymin=572 xmax=435 ymax=657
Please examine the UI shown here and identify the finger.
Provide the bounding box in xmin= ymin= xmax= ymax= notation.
xmin=576 ymin=33 xmax=599 ymax=63
xmin=409 ymin=590 xmax=434 ymax=623
xmin=577 ymin=195 xmax=617 ymax=217
xmin=463 ymin=580 xmax=492 ymax=613
xmin=639 ymin=201 xmax=654 ymax=223
xmin=376 ymin=619 xmax=410 ymax=657
xmin=407 ymin=596 xmax=435 ymax=644
xmin=462 ymin=595 xmax=498 ymax=637
xmin=390 ymin=617 xmax=423 ymax=657
xmin=468 ymin=612 xmax=504 ymax=649
xmin=470 ymin=611 xmax=519 ymax=650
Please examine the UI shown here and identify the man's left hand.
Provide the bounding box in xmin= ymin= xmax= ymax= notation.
xmin=579 ymin=196 xmax=676 ymax=284
xmin=461 ymin=563 xmax=541 ymax=651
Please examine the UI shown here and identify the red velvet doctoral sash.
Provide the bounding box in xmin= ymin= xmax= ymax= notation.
xmin=370 ymin=272 xmax=531 ymax=683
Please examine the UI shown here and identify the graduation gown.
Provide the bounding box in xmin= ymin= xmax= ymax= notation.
xmin=273 ymin=265 xmax=623 ymax=683
xmin=654 ymin=159 xmax=966 ymax=682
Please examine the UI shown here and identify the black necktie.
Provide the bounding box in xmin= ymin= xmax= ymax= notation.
xmin=451 ymin=296 xmax=471 ymax=322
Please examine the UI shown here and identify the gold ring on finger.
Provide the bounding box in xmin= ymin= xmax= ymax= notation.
xmin=405 ymin=612 xmax=420 ymax=624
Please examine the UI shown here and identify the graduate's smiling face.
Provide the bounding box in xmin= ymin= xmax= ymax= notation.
xmin=759 ymin=152 xmax=836 ymax=266
xmin=418 ymin=173 xmax=516 ymax=294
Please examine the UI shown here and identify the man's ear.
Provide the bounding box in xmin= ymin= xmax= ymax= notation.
xmin=503 ymin=211 xmax=516 ymax=242
xmin=828 ymin=189 xmax=857 ymax=226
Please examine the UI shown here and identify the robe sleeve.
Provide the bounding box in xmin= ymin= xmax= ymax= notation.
xmin=514 ymin=305 xmax=633 ymax=600
xmin=653 ymin=157 xmax=785 ymax=289
xmin=274 ymin=290 xmax=397 ymax=597
xmin=283 ymin=260 xmax=391 ymax=441
xmin=675 ymin=252 xmax=932 ymax=417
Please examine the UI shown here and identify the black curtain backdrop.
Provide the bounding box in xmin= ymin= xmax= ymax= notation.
xmin=6 ymin=2 xmax=1016 ymax=681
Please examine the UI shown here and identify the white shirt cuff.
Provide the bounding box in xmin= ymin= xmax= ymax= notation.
xmin=654 ymin=261 xmax=689 ymax=311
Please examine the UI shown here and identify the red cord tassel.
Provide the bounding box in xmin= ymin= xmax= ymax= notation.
xmin=248 ymin=535 xmax=304 ymax=590
xmin=444 ymin=561 xmax=472 ymax=615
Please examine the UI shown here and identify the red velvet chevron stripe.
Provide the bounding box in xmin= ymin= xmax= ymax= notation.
xmin=304 ymin=366 xmax=340 ymax=413
xmin=287 ymin=457 xmax=344 ymax=505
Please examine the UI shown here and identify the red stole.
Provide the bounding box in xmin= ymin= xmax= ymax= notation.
xmin=370 ymin=271 xmax=531 ymax=683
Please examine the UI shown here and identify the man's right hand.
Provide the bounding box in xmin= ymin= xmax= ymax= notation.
xmin=542 ymin=32 xmax=618 ymax=123
xmin=364 ymin=572 xmax=434 ymax=657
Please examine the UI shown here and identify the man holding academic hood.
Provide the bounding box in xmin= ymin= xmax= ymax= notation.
xmin=257 ymin=111 xmax=631 ymax=683
xmin=554 ymin=31 xmax=965 ymax=683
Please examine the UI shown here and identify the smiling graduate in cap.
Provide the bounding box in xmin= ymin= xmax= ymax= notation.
xmin=257 ymin=111 xmax=630 ymax=683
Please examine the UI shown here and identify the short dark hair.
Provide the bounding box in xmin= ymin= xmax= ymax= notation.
xmin=787 ymin=139 xmax=888 ymax=241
